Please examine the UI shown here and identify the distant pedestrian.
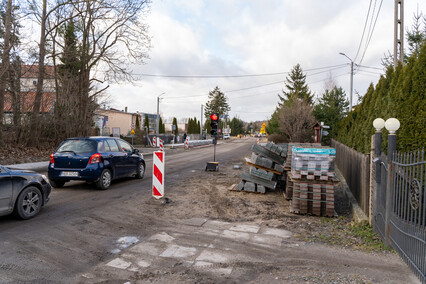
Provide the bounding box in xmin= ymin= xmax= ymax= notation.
xmin=183 ymin=133 xmax=187 ymax=141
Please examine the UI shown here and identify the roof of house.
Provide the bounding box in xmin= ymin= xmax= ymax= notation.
xmin=20 ymin=65 xmax=55 ymax=79
xmin=4 ymin=92 xmax=56 ymax=113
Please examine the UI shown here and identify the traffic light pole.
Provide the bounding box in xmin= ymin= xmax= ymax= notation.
xmin=206 ymin=113 xmax=219 ymax=171
xmin=213 ymin=137 xmax=217 ymax=162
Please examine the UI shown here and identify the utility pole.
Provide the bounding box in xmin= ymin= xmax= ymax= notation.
xmin=156 ymin=92 xmax=165 ymax=135
xmin=200 ymin=105 xmax=203 ymax=137
xmin=349 ymin=60 xmax=353 ymax=111
xmin=394 ymin=0 xmax=404 ymax=67
xmin=339 ymin=52 xmax=354 ymax=110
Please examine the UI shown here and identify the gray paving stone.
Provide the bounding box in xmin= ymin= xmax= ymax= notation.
xmin=244 ymin=182 xmax=256 ymax=192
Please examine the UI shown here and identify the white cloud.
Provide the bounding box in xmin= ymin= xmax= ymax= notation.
xmin=107 ymin=0 xmax=426 ymax=122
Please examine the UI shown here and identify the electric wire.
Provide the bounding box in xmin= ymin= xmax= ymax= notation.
xmin=354 ymin=0 xmax=373 ymax=62
xmin=129 ymin=64 xmax=347 ymax=79
xmin=358 ymin=0 xmax=383 ymax=65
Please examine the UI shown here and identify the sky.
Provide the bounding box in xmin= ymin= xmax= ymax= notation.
xmin=107 ymin=0 xmax=426 ymax=123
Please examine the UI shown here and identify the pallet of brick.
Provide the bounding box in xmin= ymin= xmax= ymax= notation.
xmin=284 ymin=143 xmax=322 ymax=171
xmin=291 ymin=146 xmax=336 ymax=181
xmin=290 ymin=178 xmax=337 ymax=217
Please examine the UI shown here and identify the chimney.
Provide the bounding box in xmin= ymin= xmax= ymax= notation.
xmin=125 ymin=107 xmax=128 ymax=112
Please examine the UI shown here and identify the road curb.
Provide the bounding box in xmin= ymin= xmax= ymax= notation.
xmin=335 ymin=167 xmax=369 ymax=225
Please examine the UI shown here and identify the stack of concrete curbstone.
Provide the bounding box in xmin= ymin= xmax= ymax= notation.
xmin=234 ymin=142 xmax=288 ymax=194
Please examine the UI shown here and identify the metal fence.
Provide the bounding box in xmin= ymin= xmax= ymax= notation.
xmin=373 ymin=134 xmax=425 ymax=283
xmin=331 ymin=139 xmax=371 ymax=216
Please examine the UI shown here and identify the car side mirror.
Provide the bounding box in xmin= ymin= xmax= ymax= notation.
xmin=133 ymin=148 xmax=139 ymax=155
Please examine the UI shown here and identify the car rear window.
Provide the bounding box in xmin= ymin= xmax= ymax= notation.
xmin=57 ymin=139 xmax=97 ymax=154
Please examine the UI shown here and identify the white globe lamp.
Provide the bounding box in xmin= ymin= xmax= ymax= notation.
xmin=385 ymin=118 xmax=400 ymax=134
xmin=373 ymin=118 xmax=385 ymax=132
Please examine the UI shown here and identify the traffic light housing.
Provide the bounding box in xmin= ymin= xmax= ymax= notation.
xmin=210 ymin=113 xmax=218 ymax=136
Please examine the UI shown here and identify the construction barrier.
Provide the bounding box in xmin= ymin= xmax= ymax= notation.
xmin=152 ymin=151 xmax=165 ymax=199
xmin=185 ymin=137 xmax=189 ymax=149
xmin=159 ymin=139 xmax=164 ymax=151
xmin=153 ymin=136 xmax=156 ymax=147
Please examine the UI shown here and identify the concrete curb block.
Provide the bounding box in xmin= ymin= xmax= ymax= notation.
xmin=335 ymin=167 xmax=369 ymax=225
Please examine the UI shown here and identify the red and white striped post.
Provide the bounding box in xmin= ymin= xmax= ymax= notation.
xmin=153 ymin=136 xmax=157 ymax=147
xmin=152 ymin=151 xmax=165 ymax=199
xmin=184 ymin=137 xmax=189 ymax=149
xmin=257 ymin=138 xmax=259 ymax=144
xmin=159 ymin=139 xmax=164 ymax=151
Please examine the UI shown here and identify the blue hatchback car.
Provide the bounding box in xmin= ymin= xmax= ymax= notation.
xmin=48 ymin=137 xmax=145 ymax=190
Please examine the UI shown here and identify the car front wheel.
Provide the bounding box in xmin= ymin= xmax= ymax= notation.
xmin=96 ymin=169 xmax=112 ymax=190
xmin=136 ymin=162 xmax=145 ymax=179
xmin=14 ymin=186 xmax=42 ymax=220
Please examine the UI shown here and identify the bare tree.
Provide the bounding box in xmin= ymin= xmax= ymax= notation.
xmin=278 ymin=99 xmax=315 ymax=143
xmin=25 ymin=0 xmax=151 ymax=143
xmin=0 ymin=0 xmax=13 ymax=146
xmin=49 ymin=0 xmax=151 ymax=138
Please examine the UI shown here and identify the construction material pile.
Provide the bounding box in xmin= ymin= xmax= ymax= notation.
xmin=235 ymin=142 xmax=288 ymax=193
xmin=286 ymin=145 xmax=337 ymax=217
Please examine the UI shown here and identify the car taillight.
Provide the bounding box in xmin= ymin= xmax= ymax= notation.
xmin=88 ymin=153 xmax=101 ymax=164
xmin=50 ymin=154 xmax=54 ymax=164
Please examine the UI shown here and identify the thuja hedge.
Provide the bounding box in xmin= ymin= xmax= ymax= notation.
xmin=337 ymin=41 xmax=426 ymax=154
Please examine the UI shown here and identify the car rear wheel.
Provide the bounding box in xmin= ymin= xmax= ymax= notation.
xmin=96 ymin=169 xmax=112 ymax=190
xmin=50 ymin=179 xmax=65 ymax=188
xmin=136 ymin=163 xmax=145 ymax=179
xmin=14 ymin=186 xmax=42 ymax=220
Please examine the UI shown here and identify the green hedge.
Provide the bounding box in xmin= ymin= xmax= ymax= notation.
xmin=337 ymin=41 xmax=426 ymax=153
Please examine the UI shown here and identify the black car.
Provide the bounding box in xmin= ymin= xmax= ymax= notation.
xmin=0 ymin=165 xmax=51 ymax=219
xmin=48 ymin=137 xmax=145 ymax=190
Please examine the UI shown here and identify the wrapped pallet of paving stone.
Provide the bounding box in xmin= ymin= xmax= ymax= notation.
xmin=288 ymin=146 xmax=338 ymax=217
xmin=233 ymin=142 xmax=287 ymax=194
xmin=291 ymin=146 xmax=336 ymax=181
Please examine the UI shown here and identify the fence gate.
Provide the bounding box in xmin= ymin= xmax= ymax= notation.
xmin=374 ymin=149 xmax=425 ymax=283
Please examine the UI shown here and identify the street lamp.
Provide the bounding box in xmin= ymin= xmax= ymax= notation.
xmin=339 ymin=52 xmax=354 ymax=111
xmin=384 ymin=118 xmax=400 ymax=134
xmin=385 ymin=117 xmax=400 ymax=161
xmin=373 ymin=118 xmax=385 ymax=132
xmin=156 ymin=92 xmax=165 ymax=135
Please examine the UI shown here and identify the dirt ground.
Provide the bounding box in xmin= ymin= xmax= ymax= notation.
xmin=2 ymin=143 xmax=418 ymax=283
xmin=91 ymin=149 xmax=415 ymax=284
xmin=152 ymin=155 xmax=375 ymax=252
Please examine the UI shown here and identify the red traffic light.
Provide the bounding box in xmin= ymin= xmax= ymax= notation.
xmin=210 ymin=113 xmax=218 ymax=121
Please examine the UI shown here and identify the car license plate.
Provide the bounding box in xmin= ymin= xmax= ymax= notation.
xmin=60 ymin=171 xmax=79 ymax=177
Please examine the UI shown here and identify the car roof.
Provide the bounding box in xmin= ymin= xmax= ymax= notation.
xmin=65 ymin=136 xmax=118 ymax=141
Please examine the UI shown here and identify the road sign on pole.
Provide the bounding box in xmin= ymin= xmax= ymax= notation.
xmin=152 ymin=151 xmax=165 ymax=199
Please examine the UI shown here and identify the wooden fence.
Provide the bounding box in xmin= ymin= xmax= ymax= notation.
xmin=331 ymin=139 xmax=371 ymax=216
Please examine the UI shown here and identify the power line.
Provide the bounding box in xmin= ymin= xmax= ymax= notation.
xmin=229 ymin=89 xmax=282 ymax=100
xmin=357 ymin=64 xmax=382 ymax=70
xmin=358 ymin=0 xmax=384 ymax=65
xmin=354 ymin=0 xmax=374 ymax=62
xmin=224 ymin=80 xmax=283 ymax=93
xmin=130 ymin=64 xmax=347 ymax=79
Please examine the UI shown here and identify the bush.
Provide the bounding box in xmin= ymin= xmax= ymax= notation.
xmin=267 ymin=134 xmax=288 ymax=143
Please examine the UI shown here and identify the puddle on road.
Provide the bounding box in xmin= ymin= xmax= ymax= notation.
xmin=111 ymin=236 xmax=139 ymax=254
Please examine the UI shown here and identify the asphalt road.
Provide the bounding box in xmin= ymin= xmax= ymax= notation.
xmin=0 ymin=139 xmax=252 ymax=283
